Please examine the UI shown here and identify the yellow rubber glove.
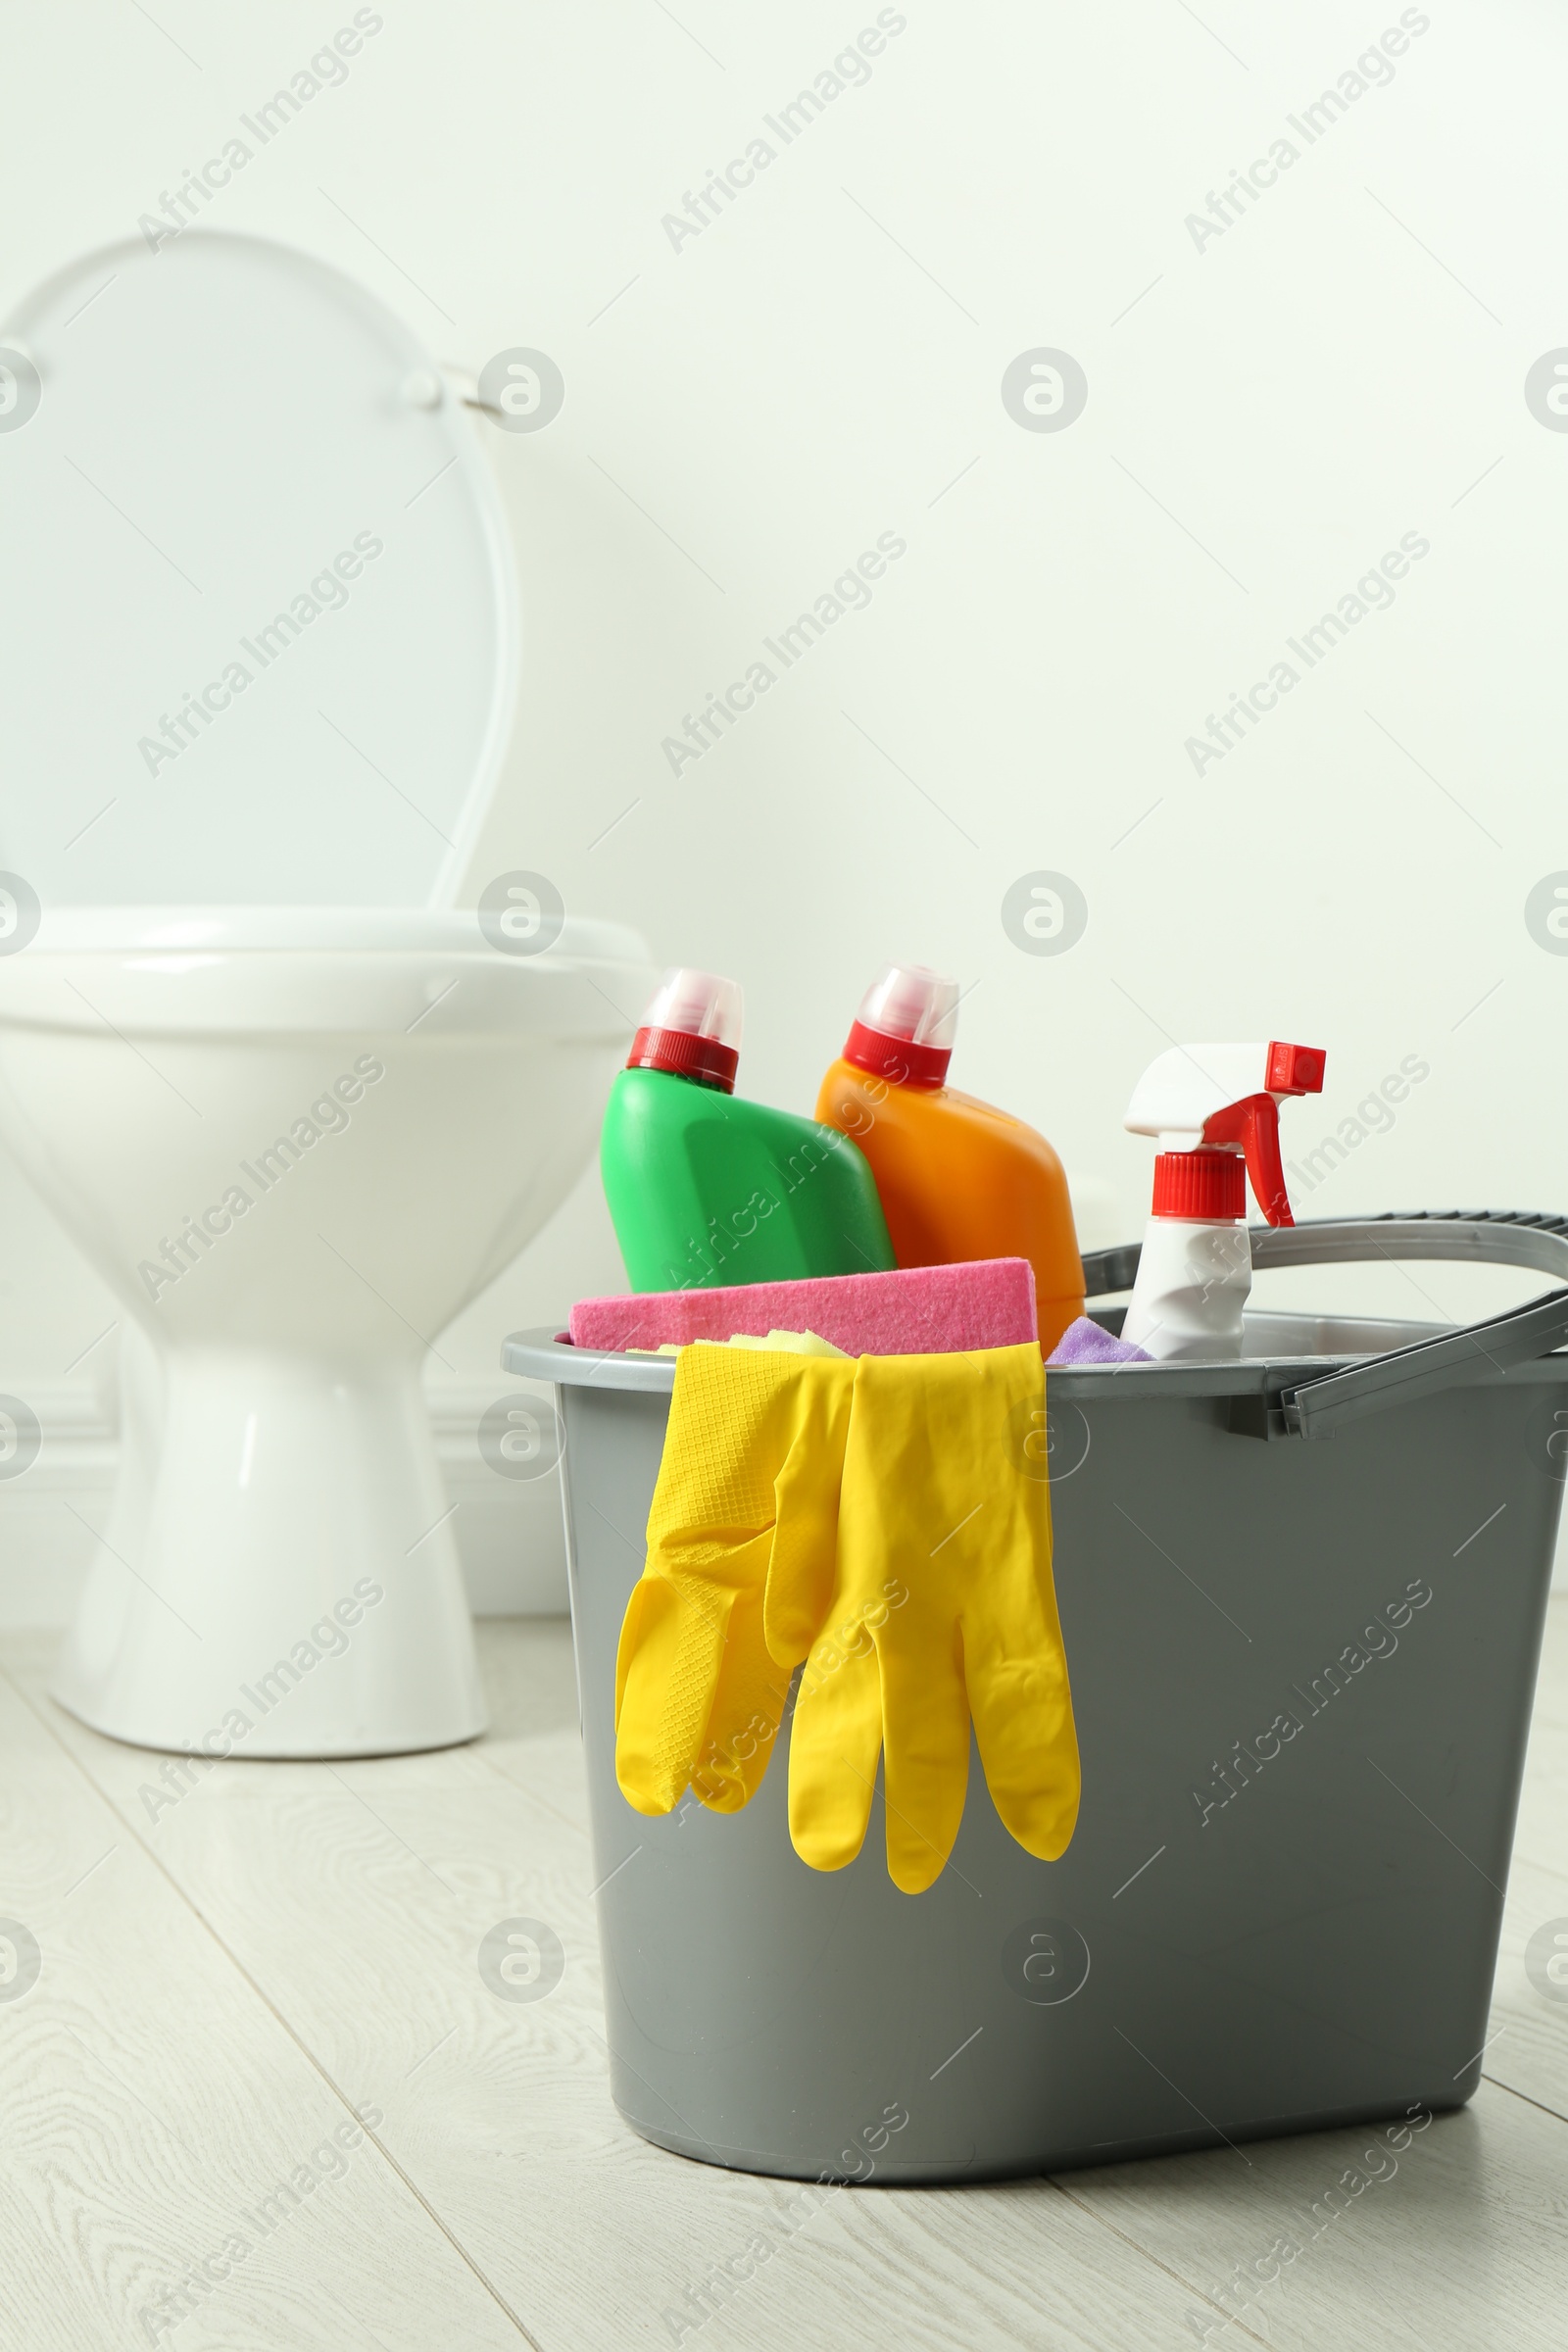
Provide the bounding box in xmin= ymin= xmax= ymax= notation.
xmin=614 ymin=1343 xmax=854 ymax=1817
xmin=787 ymin=1345 xmax=1080 ymax=1893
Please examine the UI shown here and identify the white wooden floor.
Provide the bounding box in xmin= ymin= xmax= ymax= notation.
xmin=4 ymin=1604 xmax=1567 ymax=2352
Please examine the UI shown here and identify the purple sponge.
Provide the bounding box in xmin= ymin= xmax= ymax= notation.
xmin=568 ymin=1258 xmax=1039 ymax=1357
xmin=1048 ymin=1316 xmax=1151 ymax=1366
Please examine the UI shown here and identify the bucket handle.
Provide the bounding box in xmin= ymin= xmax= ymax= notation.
xmin=1081 ymin=1212 xmax=1568 ymax=1441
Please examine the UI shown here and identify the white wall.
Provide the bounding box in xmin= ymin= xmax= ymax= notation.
xmin=3 ymin=0 xmax=1567 ymax=1615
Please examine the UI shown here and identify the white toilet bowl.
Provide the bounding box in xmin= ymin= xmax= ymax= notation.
xmin=0 ymin=906 xmax=650 ymax=1753
xmin=0 ymin=229 xmax=653 ymax=1755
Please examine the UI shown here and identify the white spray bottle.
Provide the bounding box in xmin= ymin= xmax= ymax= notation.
xmin=1121 ymin=1042 xmax=1326 ymax=1361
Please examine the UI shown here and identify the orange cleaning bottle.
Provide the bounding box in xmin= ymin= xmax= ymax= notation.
xmin=814 ymin=964 xmax=1085 ymax=1351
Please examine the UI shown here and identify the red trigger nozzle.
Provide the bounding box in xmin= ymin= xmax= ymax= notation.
xmin=1200 ymin=1094 xmax=1294 ymax=1227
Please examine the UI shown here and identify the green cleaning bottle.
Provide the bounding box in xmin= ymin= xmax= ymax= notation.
xmin=600 ymin=968 xmax=896 ymax=1293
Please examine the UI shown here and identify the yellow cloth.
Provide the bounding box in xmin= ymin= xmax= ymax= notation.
xmin=789 ymin=1345 xmax=1079 ymax=1892
xmin=630 ymin=1330 xmax=849 ymax=1358
xmin=614 ymin=1345 xmax=854 ymax=1816
xmin=724 ymin=1329 xmax=848 ymax=1358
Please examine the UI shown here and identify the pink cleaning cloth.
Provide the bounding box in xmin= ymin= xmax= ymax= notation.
xmin=1047 ymin=1315 xmax=1150 ymax=1366
xmin=568 ymin=1258 xmax=1039 ymax=1358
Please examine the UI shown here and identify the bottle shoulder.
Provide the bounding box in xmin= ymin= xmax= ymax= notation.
xmin=607 ymin=1068 xmax=874 ymax=1195
xmin=818 ymin=1060 xmax=1063 ymax=1169
xmin=610 ymin=1067 xmax=837 ymax=1145
xmin=607 ymin=1067 xmax=729 ymax=1124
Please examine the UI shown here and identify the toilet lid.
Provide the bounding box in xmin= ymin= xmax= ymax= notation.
xmin=0 ymin=231 xmax=517 ymax=909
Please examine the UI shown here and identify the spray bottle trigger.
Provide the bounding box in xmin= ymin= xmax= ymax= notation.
xmin=1201 ymin=1094 xmax=1294 ymax=1228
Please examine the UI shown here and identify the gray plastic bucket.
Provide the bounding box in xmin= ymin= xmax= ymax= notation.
xmin=502 ymin=1214 xmax=1568 ymax=2184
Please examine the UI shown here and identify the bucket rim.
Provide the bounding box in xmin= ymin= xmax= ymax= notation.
xmin=498 ymin=1308 xmax=1476 ymax=1403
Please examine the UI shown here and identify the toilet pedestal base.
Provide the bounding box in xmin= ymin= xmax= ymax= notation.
xmin=50 ymin=1334 xmax=485 ymax=1758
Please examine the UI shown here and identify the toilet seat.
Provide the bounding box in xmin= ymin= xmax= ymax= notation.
xmin=0 ymin=906 xmax=651 ymax=1036
xmin=25 ymin=903 xmax=648 ymax=959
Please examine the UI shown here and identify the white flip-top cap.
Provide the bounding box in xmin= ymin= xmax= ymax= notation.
xmin=638 ymin=967 xmax=743 ymax=1051
xmin=856 ymin=963 xmax=959 ymax=1051
xmin=0 ymin=230 xmax=517 ymax=908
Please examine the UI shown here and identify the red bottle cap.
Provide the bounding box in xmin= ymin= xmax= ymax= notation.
xmin=1152 ymin=1149 xmax=1246 ymax=1221
xmin=843 ymin=1021 xmax=951 ymax=1089
xmin=626 ymin=969 xmax=742 ymax=1095
xmin=627 ymin=1026 xmax=738 ymax=1092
